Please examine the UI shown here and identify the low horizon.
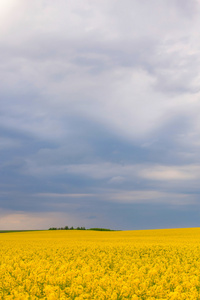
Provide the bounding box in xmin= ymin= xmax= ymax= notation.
xmin=1 ymin=226 xmax=200 ymax=233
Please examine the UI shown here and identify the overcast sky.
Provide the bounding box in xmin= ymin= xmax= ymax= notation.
xmin=1 ymin=0 xmax=200 ymax=230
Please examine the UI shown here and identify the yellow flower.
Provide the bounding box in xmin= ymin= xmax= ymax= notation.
xmin=1 ymin=228 xmax=200 ymax=299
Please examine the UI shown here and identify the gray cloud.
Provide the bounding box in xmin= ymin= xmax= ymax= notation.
xmin=1 ymin=0 xmax=200 ymax=229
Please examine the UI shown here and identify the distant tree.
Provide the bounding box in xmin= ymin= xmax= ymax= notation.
xmin=49 ymin=225 xmax=87 ymax=231
xmin=89 ymin=228 xmax=112 ymax=231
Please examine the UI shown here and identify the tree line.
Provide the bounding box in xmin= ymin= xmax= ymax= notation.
xmin=48 ymin=226 xmax=113 ymax=231
xmin=49 ymin=226 xmax=86 ymax=230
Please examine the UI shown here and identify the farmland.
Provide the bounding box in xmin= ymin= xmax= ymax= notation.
xmin=1 ymin=228 xmax=200 ymax=299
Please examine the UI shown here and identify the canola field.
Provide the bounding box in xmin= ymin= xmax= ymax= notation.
xmin=1 ymin=228 xmax=200 ymax=299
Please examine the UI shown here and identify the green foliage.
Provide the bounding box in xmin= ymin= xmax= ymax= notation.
xmin=88 ymin=228 xmax=113 ymax=231
xmin=48 ymin=226 xmax=117 ymax=231
xmin=48 ymin=226 xmax=86 ymax=231
xmin=48 ymin=226 xmax=115 ymax=231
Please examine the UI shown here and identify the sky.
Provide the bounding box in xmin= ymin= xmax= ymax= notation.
xmin=1 ymin=0 xmax=200 ymax=230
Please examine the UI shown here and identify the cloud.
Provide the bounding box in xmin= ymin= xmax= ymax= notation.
xmin=0 ymin=209 xmax=96 ymax=230
xmin=108 ymin=176 xmax=125 ymax=184
xmin=0 ymin=137 xmax=20 ymax=149
xmin=34 ymin=189 xmax=196 ymax=207
xmin=1 ymin=0 xmax=200 ymax=229
xmin=140 ymin=164 xmax=200 ymax=181
xmin=36 ymin=193 xmax=95 ymax=198
xmin=106 ymin=190 xmax=194 ymax=205
xmin=1 ymin=0 xmax=200 ymax=143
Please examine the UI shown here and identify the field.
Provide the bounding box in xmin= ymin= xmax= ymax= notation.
xmin=1 ymin=228 xmax=200 ymax=299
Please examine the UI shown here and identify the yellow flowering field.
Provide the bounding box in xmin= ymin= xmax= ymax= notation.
xmin=1 ymin=228 xmax=200 ymax=299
